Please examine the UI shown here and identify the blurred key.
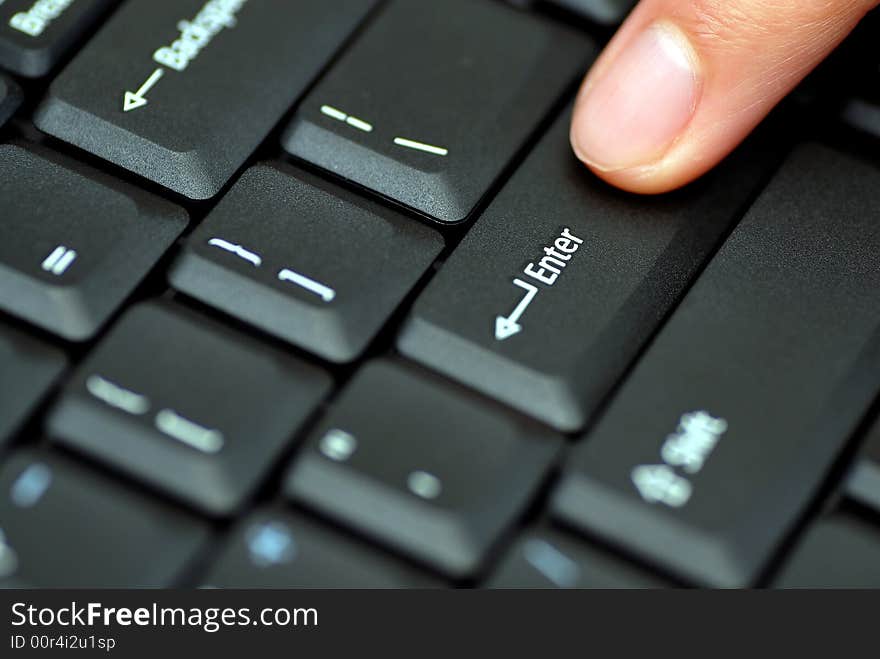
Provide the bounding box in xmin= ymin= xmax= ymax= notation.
xmin=845 ymin=418 xmax=880 ymax=515
xmin=543 ymin=0 xmax=636 ymax=26
xmin=0 ymin=0 xmax=116 ymax=76
xmin=0 ymin=451 xmax=209 ymax=587
xmin=553 ymin=145 xmax=880 ymax=587
xmin=0 ymin=144 xmax=186 ymax=340
xmin=839 ymin=14 xmax=880 ymax=139
xmin=488 ymin=526 xmax=666 ymax=588
xmin=286 ymin=360 xmax=561 ymax=578
xmin=48 ymin=302 xmax=332 ymax=515
xmin=0 ymin=75 xmax=21 ymax=126
xmin=203 ymin=510 xmax=438 ymax=588
xmin=281 ymin=0 xmax=592 ymax=223
xmin=774 ymin=516 xmax=880 ymax=588
xmin=399 ymin=108 xmax=775 ymax=431
xmin=34 ymin=0 xmax=377 ymax=199
xmin=0 ymin=323 xmax=66 ymax=447
xmin=169 ymin=163 xmax=443 ymax=363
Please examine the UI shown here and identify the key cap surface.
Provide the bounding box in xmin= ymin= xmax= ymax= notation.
xmin=0 ymin=144 xmax=187 ymax=340
xmin=488 ymin=525 xmax=666 ymax=588
xmin=169 ymin=163 xmax=443 ymax=363
xmin=286 ymin=360 xmax=560 ymax=578
xmin=203 ymin=509 xmax=438 ymax=588
xmin=47 ymin=302 xmax=332 ymax=515
xmin=34 ymin=0 xmax=377 ymax=199
xmin=0 ymin=75 xmax=21 ymax=126
xmin=0 ymin=322 xmax=66 ymax=447
xmin=0 ymin=0 xmax=116 ymax=77
xmin=773 ymin=516 xmax=880 ymax=588
xmin=398 ymin=108 xmax=775 ymax=431
xmin=0 ymin=450 xmax=210 ymax=587
xmin=553 ymin=145 xmax=880 ymax=587
xmin=281 ymin=0 xmax=592 ymax=223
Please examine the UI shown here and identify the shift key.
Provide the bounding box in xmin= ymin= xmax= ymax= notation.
xmin=34 ymin=0 xmax=377 ymax=200
xmin=398 ymin=107 xmax=776 ymax=432
xmin=553 ymin=145 xmax=880 ymax=587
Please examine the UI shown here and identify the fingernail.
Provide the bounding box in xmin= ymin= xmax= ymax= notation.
xmin=572 ymin=22 xmax=701 ymax=172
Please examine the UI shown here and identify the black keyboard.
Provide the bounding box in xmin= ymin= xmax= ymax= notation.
xmin=2 ymin=0 xmax=880 ymax=589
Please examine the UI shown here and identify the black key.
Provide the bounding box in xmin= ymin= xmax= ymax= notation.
xmin=286 ymin=360 xmax=560 ymax=578
xmin=553 ymin=145 xmax=880 ymax=587
xmin=845 ymin=419 xmax=880 ymax=515
xmin=0 ymin=323 xmax=66 ymax=447
xmin=398 ymin=108 xmax=775 ymax=432
xmin=281 ymin=0 xmax=592 ymax=223
xmin=0 ymin=75 xmax=21 ymax=126
xmin=0 ymin=450 xmax=209 ymax=587
xmin=34 ymin=0 xmax=377 ymax=199
xmin=774 ymin=516 xmax=880 ymax=588
xmin=203 ymin=509 xmax=438 ymax=588
xmin=47 ymin=302 xmax=332 ymax=515
xmin=169 ymin=163 xmax=443 ymax=363
xmin=0 ymin=144 xmax=186 ymax=340
xmin=0 ymin=0 xmax=116 ymax=77
xmin=543 ymin=0 xmax=636 ymax=25
xmin=488 ymin=526 xmax=666 ymax=588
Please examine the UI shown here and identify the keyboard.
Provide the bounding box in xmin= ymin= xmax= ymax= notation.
xmin=1 ymin=0 xmax=880 ymax=589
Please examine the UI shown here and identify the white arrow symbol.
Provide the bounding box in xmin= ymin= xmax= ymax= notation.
xmin=123 ymin=68 xmax=164 ymax=113
xmin=495 ymin=278 xmax=538 ymax=341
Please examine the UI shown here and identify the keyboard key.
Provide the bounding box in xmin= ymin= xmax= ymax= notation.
xmin=0 ymin=0 xmax=116 ymax=77
xmin=47 ymin=302 xmax=332 ymax=515
xmin=281 ymin=0 xmax=592 ymax=223
xmin=0 ymin=323 xmax=66 ymax=447
xmin=286 ymin=360 xmax=560 ymax=578
xmin=169 ymin=163 xmax=443 ymax=363
xmin=0 ymin=450 xmax=210 ymax=587
xmin=0 ymin=74 xmax=21 ymax=126
xmin=488 ymin=526 xmax=666 ymax=588
xmin=398 ymin=108 xmax=776 ymax=431
xmin=845 ymin=418 xmax=880 ymax=515
xmin=34 ymin=0 xmax=377 ymax=199
xmin=544 ymin=0 xmax=636 ymax=25
xmin=0 ymin=144 xmax=186 ymax=340
xmin=773 ymin=516 xmax=880 ymax=588
xmin=553 ymin=145 xmax=880 ymax=587
xmin=203 ymin=509 xmax=438 ymax=588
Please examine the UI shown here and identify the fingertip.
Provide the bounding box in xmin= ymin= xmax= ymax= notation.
xmin=569 ymin=21 xmax=701 ymax=184
xmin=570 ymin=110 xmax=701 ymax=195
xmin=570 ymin=0 xmax=875 ymax=195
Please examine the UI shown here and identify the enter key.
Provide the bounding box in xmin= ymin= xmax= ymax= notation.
xmin=398 ymin=107 xmax=777 ymax=432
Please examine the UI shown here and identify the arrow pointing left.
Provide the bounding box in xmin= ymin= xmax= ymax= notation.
xmin=123 ymin=68 xmax=164 ymax=113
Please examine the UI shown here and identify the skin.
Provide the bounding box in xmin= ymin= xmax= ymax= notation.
xmin=569 ymin=0 xmax=880 ymax=194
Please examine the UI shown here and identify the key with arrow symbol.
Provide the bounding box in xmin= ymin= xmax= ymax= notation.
xmin=35 ymin=1 xmax=379 ymax=200
xmin=495 ymin=278 xmax=538 ymax=341
xmin=122 ymin=68 xmax=164 ymax=113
